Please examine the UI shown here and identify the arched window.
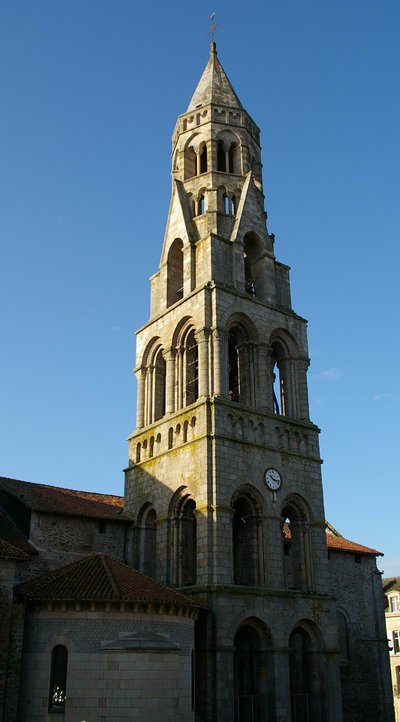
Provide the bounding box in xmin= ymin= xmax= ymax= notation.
xmin=289 ymin=626 xmax=326 ymax=722
xmin=217 ymin=138 xmax=240 ymax=173
xmin=153 ymin=348 xmax=166 ymax=422
xmin=197 ymin=194 xmax=205 ymax=215
xmin=141 ymin=341 xmax=167 ymax=427
xmin=184 ymin=145 xmax=197 ymax=179
xmin=228 ymin=142 xmax=237 ymax=173
xmin=172 ymin=495 xmax=197 ymax=586
xmin=289 ymin=630 xmax=311 ymax=722
xmin=224 ymin=193 xmax=231 ymax=214
xmin=167 ymin=238 xmax=184 ymax=307
xmin=49 ymin=645 xmax=68 ymax=713
xmin=234 ymin=623 xmax=274 ymax=722
xmin=232 ymin=494 xmax=261 ymax=585
xmin=227 ymin=324 xmax=253 ymax=406
xmin=138 ymin=504 xmax=157 ymax=578
xmin=243 ymin=233 xmax=265 ymax=299
xmin=185 ymin=330 xmax=198 ymax=405
xmin=199 ymin=144 xmax=207 ymax=173
xmin=217 ymin=140 xmax=226 ymax=171
xmin=228 ymin=332 xmax=240 ymax=402
xmin=271 ymin=340 xmax=289 ymax=417
xmin=282 ymin=501 xmax=312 ymax=590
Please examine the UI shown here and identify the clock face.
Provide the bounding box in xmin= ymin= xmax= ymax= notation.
xmin=264 ymin=468 xmax=282 ymax=491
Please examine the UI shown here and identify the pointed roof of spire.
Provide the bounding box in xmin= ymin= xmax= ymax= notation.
xmin=186 ymin=42 xmax=243 ymax=112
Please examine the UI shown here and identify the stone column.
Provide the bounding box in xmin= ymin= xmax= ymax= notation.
xmin=209 ymin=138 xmax=218 ymax=172
xmin=195 ymin=328 xmax=210 ymax=398
xmin=148 ymin=364 xmax=155 ymax=425
xmin=257 ymin=343 xmax=272 ymax=411
xmin=257 ymin=517 xmax=265 ymax=583
xmin=212 ymin=328 xmax=227 ymax=397
xmin=223 ymin=143 xmax=230 ymax=173
xmin=163 ymin=348 xmax=176 ymax=414
xmin=237 ymin=342 xmax=251 ymax=405
xmin=297 ymin=357 xmax=310 ymax=420
xmin=134 ymin=366 xmax=146 ymax=428
xmin=176 ymin=345 xmax=184 ymax=409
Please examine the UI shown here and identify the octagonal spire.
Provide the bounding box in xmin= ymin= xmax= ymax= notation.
xmin=186 ymin=42 xmax=243 ymax=112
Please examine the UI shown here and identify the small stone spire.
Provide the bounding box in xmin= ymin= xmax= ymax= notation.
xmin=186 ymin=40 xmax=242 ymax=112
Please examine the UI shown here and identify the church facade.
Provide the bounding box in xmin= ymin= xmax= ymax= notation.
xmin=0 ymin=44 xmax=394 ymax=722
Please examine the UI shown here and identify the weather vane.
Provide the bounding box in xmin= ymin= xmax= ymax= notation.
xmin=209 ymin=11 xmax=217 ymax=42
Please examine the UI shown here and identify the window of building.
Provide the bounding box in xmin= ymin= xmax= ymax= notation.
xmin=289 ymin=625 xmax=325 ymax=722
xmin=49 ymin=645 xmax=68 ymax=713
xmin=282 ymin=504 xmax=311 ymax=591
xmin=217 ymin=140 xmax=226 ymax=171
xmin=185 ymin=330 xmax=199 ymax=406
xmin=390 ymin=595 xmax=400 ymax=612
xmin=223 ymin=193 xmax=230 ymax=214
xmin=184 ymin=146 xmax=197 ymax=178
xmin=171 ymin=495 xmax=197 ymax=586
xmin=270 ymin=341 xmax=289 ymax=416
xmin=227 ymin=324 xmax=253 ymax=406
xmin=232 ymin=495 xmax=260 ymax=585
xmin=167 ymin=238 xmax=184 ymax=307
xmin=138 ymin=505 xmax=157 ymax=578
xmin=197 ymin=195 xmax=205 ymax=215
xmin=98 ymin=520 xmax=107 ymax=534
xmin=393 ymin=631 xmax=400 ymax=654
xmin=396 ymin=666 xmax=400 ymax=694
xmin=199 ymin=145 xmax=207 ymax=174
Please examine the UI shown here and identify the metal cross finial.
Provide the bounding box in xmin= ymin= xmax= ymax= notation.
xmin=209 ymin=11 xmax=217 ymax=43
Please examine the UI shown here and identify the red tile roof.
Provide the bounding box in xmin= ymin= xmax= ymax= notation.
xmin=0 ymin=476 xmax=128 ymax=521
xmin=325 ymin=531 xmax=381 ymax=556
xmin=283 ymin=522 xmax=381 ymax=556
xmin=14 ymin=553 xmax=200 ymax=609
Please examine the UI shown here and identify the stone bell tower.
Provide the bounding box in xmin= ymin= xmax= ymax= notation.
xmin=125 ymin=42 xmax=343 ymax=722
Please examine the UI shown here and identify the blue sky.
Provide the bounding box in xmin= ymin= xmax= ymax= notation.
xmin=1 ymin=1 xmax=399 ymax=574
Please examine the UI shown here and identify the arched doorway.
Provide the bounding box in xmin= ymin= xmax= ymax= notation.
xmin=289 ymin=625 xmax=326 ymax=722
xmin=234 ymin=623 xmax=275 ymax=722
xmin=232 ymin=491 xmax=263 ymax=586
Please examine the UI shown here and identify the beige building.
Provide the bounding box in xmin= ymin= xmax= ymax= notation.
xmin=0 ymin=41 xmax=395 ymax=722
xmin=384 ymin=578 xmax=400 ymax=721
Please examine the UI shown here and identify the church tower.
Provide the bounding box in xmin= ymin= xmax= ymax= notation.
xmin=125 ymin=43 xmax=343 ymax=722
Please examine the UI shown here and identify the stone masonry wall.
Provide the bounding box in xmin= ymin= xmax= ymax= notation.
xmin=328 ymin=550 xmax=394 ymax=722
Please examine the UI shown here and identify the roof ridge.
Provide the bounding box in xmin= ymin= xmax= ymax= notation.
xmin=99 ymin=554 xmax=123 ymax=599
xmin=0 ymin=475 xmax=123 ymax=499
